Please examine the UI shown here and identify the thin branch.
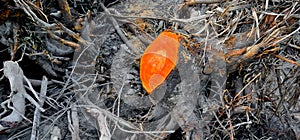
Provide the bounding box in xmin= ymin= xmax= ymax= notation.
xmin=99 ymin=3 xmax=138 ymax=54
xmin=30 ymin=76 xmax=48 ymax=140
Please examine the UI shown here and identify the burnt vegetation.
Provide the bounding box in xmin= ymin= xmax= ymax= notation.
xmin=0 ymin=0 xmax=299 ymax=139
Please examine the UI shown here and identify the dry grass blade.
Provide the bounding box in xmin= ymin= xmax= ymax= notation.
xmin=274 ymin=54 xmax=300 ymax=67
xmin=185 ymin=0 xmax=226 ymax=5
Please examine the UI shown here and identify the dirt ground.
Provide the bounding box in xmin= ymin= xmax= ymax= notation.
xmin=0 ymin=0 xmax=299 ymax=140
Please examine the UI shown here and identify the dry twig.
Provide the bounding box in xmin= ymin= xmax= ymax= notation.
xmin=68 ymin=106 xmax=80 ymax=140
xmin=0 ymin=61 xmax=45 ymax=131
xmin=30 ymin=76 xmax=48 ymax=140
xmin=99 ymin=3 xmax=138 ymax=54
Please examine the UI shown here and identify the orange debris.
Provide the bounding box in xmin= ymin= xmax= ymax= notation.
xmin=140 ymin=31 xmax=180 ymax=94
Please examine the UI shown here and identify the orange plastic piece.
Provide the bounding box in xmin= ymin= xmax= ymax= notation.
xmin=140 ymin=31 xmax=180 ymax=94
